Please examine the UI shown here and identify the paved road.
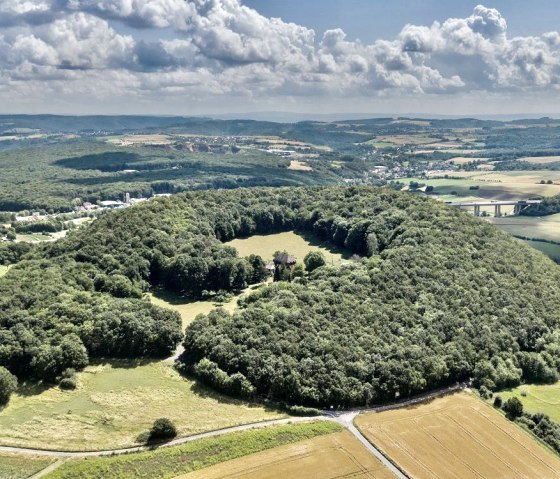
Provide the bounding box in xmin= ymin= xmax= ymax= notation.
xmin=0 ymin=416 xmax=322 ymax=458
xmin=5 ymin=383 xmax=466 ymax=479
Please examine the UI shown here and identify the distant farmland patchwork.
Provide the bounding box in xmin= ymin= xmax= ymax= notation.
xmin=355 ymin=393 xmax=560 ymax=479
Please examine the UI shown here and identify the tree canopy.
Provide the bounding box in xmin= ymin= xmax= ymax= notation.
xmin=1 ymin=186 xmax=559 ymax=406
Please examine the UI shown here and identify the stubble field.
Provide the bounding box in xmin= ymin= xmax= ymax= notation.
xmin=178 ymin=429 xmax=394 ymax=479
xmin=355 ymin=393 xmax=560 ymax=479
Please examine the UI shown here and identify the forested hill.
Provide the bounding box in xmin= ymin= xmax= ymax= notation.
xmin=1 ymin=187 xmax=560 ymax=407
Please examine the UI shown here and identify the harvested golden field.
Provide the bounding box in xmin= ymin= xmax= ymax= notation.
xmin=177 ymin=430 xmax=394 ymax=479
xmin=355 ymin=393 xmax=560 ymax=479
xmin=287 ymin=159 xmax=312 ymax=171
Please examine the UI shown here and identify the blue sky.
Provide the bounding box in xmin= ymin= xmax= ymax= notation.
xmin=1 ymin=1 xmax=560 ymax=116
xmin=244 ymin=1 xmax=560 ymax=42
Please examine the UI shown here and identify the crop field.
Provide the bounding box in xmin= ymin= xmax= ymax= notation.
xmin=225 ymin=231 xmax=349 ymax=265
xmin=412 ymin=171 xmax=560 ymax=200
xmin=0 ymin=361 xmax=283 ymax=451
xmin=44 ymin=421 xmax=342 ymax=479
xmin=287 ymin=159 xmax=312 ymax=171
xmin=355 ymin=393 xmax=560 ymax=479
xmin=179 ymin=429 xmax=394 ymax=479
xmin=498 ymin=382 xmax=560 ymax=422
xmin=491 ymin=214 xmax=560 ymax=242
xmin=0 ymin=453 xmax=54 ymax=479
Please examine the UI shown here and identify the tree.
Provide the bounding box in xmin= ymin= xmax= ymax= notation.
xmin=493 ymin=395 xmax=502 ymax=408
xmin=0 ymin=367 xmax=17 ymax=406
xmin=304 ymin=251 xmax=326 ymax=272
xmin=503 ymin=397 xmax=523 ymax=420
xmin=148 ymin=418 xmax=177 ymax=442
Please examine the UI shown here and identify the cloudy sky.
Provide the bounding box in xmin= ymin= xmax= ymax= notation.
xmin=1 ymin=0 xmax=560 ymax=117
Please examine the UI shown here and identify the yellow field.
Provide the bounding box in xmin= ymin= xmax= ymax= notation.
xmin=287 ymin=159 xmax=312 ymax=171
xmin=355 ymin=393 xmax=560 ymax=479
xmin=518 ymin=156 xmax=560 ymax=164
xmin=225 ymin=231 xmax=348 ymax=265
xmin=177 ymin=430 xmax=394 ymax=479
xmin=0 ymin=361 xmax=283 ymax=451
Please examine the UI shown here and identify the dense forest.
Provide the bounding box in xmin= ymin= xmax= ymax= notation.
xmin=1 ymin=186 xmax=559 ymax=408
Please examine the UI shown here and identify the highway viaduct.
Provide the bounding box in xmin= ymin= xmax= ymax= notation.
xmin=445 ymin=199 xmax=542 ymax=217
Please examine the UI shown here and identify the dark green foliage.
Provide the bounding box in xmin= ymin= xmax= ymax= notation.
xmin=493 ymin=395 xmax=503 ymax=408
xmin=303 ymin=250 xmax=326 ymax=272
xmin=503 ymin=397 xmax=524 ymax=420
xmin=0 ymin=366 xmax=17 ymax=406
xmin=58 ymin=368 xmax=77 ymax=390
xmin=284 ymin=405 xmax=322 ymax=416
xmin=2 ymin=185 xmax=560 ymax=406
xmin=14 ymin=220 xmax=63 ymax=233
xmin=176 ymin=187 xmax=560 ymax=407
xmin=148 ymin=418 xmax=177 ymax=442
xmin=523 ymin=195 xmax=560 ymax=216
xmin=194 ymin=357 xmax=255 ymax=399
xmin=519 ymin=413 xmax=560 ymax=454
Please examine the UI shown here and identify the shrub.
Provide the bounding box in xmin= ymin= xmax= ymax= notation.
xmin=503 ymin=397 xmax=523 ymax=420
xmin=0 ymin=367 xmax=17 ymax=406
xmin=149 ymin=418 xmax=177 ymax=442
xmin=59 ymin=377 xmax=77 ymax=390
xmin=478 ymin=385 xmax=492 ymax=399
xmin=285 ymin=405 xmax=322 ymax=416
xmin=304 ymin=251 xmax=326 ymax=272
xmin=493 ymin=395 xmax=502 ymax=408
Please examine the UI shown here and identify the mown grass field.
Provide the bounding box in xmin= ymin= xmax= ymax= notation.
xmin=44 ymin=421 xmax=341 ymax=479
xmin=0 ymin=453 xmax=54 ymax=479
xmin=149 ymin=291 xmax=239 ymax=330
xmin=225 ymin=231 xmax=348 ymax=265
xmin=523 ymin=240 xmax=560 ymax=262
xmin=0 ymin=361 xmax=283 ymax=451
xmin=179 ymin=429 xmax=394 ymax=479
xmin=491 ymin=214 xmax=560 ymax=242
xmin=355 ymin=393 xmax=560 ymax=479
xmin=497 ymin=382 xmax=560 ymax=423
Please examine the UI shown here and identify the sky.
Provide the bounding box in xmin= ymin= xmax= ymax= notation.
xmin=1 ymin=1 xmax=560 ymax=117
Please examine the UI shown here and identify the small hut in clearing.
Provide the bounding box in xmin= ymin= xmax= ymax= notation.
xmin=273 ymin=253 xmax=297 ymax=268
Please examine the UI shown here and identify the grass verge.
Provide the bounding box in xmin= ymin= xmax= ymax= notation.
xmin=45 ymin=421 xmax=341 ymax=479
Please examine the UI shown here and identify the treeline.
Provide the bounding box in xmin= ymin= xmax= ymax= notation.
xmin=2 ymin=186 xmax=560 ymax=408
xmin=522 ymin=195 xmax=560 ymax=216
